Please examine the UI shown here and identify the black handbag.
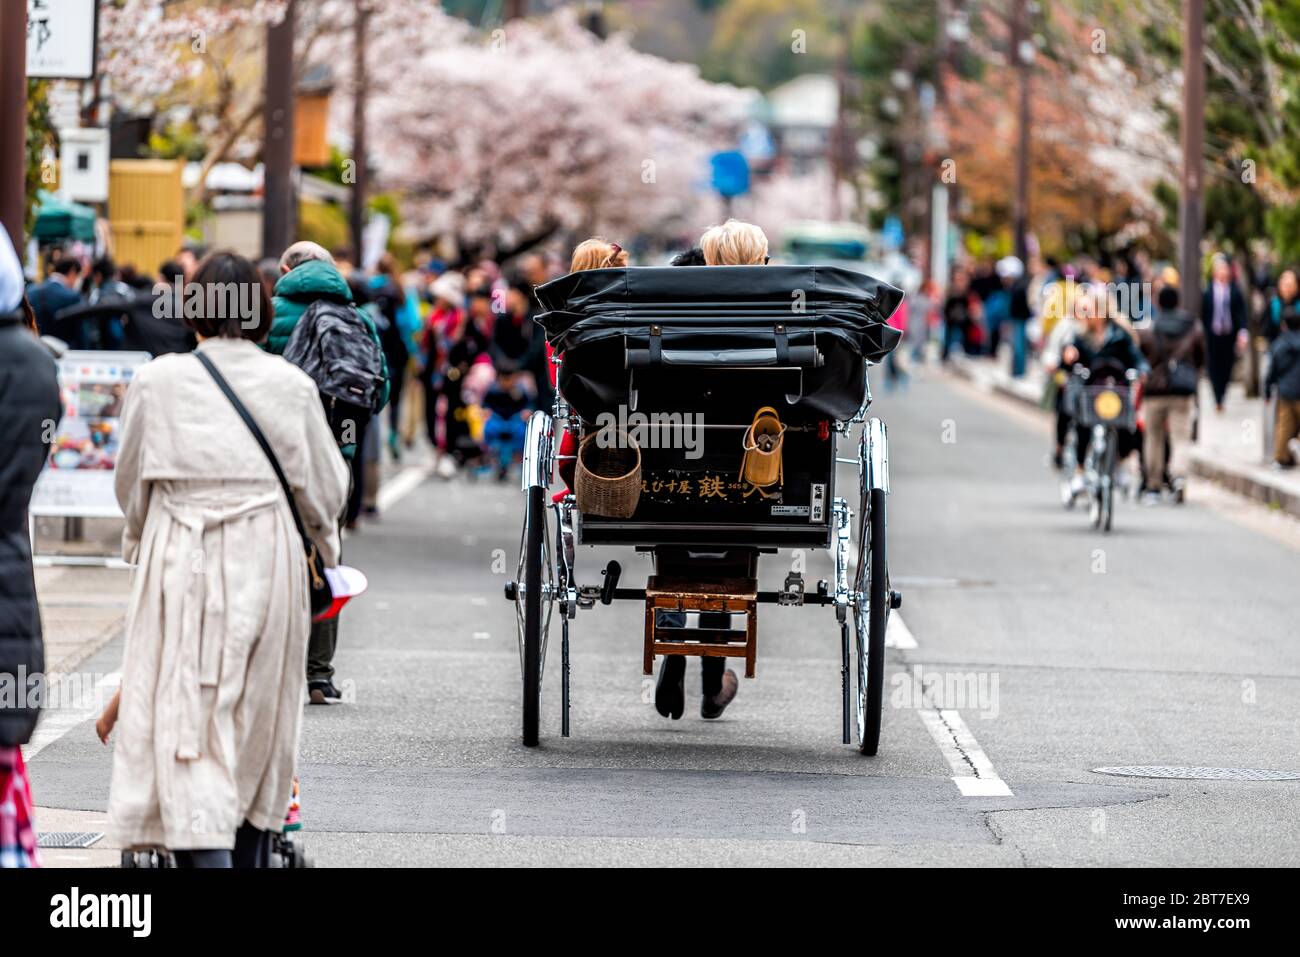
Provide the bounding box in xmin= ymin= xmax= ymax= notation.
xmin=195 ymin=351 xmax=333 ymax=617
xmin=1157 ymin=329 xmax=1200 ymax=396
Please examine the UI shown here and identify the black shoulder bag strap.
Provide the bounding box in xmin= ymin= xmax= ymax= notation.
xmin=194 ymin=350 xmax=331 ymax=609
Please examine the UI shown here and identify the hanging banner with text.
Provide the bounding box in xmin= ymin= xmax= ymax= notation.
xmin=26 ymin=0 xmax=99 ymax=81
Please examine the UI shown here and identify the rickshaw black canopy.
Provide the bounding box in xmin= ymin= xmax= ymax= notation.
xmin=534 ymin=265 xmax=905 ymax=422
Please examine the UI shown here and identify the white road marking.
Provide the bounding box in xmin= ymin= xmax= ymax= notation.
xmin=24 ymin=671 xmax=121 ymax=761
xmin=376 ymin=465 xmax=433 ymax=512
xmin=885 ymin=613 xmax=918 ymax=649
xmin=919 ymin=707 xmax=1013 ymax=797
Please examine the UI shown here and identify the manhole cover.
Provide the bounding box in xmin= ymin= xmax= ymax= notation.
xmin=38 ymin=831 xmax=104 ymax=849
xmin=1094 ymin=766 xmax=1300 ymax=782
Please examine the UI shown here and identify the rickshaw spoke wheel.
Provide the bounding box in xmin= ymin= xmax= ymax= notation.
xmin=515 ymin=485 xmax=553 ymax=747
xmin=853 ymin=486 xmax=889 ymax=755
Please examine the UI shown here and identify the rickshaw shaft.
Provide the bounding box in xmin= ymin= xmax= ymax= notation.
xmin=602 ymin=586 xmax=838 ymax=606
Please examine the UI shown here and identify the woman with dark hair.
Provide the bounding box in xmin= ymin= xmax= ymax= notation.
xmin=105 ymin=251 xmax=348 ymax=867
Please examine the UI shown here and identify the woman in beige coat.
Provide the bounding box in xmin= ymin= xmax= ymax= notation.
xmin=107 ymin=252 xmax=349 ymax=867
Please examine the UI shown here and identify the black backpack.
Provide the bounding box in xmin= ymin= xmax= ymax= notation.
xmin=282 ymin=297 xmax=386 ymax=448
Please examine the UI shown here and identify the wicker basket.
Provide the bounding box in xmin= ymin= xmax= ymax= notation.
xmin=575 ymin=431 xmax=642 ymax=518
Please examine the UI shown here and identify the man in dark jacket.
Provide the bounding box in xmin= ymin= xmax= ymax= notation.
xmin=52 ymin=260 xmax=195 ymax=357
xmin=1264 ymin=313 xmax=1300 ymax=468
xmin=27 ymin=256 xmax=82 ymax=340
xmin=1138 ymin=285 xmax=1205 ymax=499
xmin=0 ymin=239 xmax=63 ymax=757
xmin=1200 ymin=255 xmax=1247 ymax=412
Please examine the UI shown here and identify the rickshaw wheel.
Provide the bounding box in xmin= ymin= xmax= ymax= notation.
xmin=854 ymin=487 xmax=889 ymax=756
xmin=517 ymin=484 xmax=550 ymax=747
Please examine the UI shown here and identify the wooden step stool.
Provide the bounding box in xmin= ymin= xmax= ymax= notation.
xmin=643 ymin=576 xmax=758 ymax=678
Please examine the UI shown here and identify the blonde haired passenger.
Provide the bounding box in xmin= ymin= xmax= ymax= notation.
xmin=569 ymin=238 xmax=628 ymax=273
xmin=650 ymin=220 xmax=770 ymax=726
xmin=699 ymin=219 xmax=769 ymax=266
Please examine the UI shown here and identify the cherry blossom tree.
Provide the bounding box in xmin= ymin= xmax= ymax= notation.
xmin=96 ymin=0 xmax=288 ymax=202
xmin=312 ymin=3 xmax=753 ymax=255
xmin=98 ymin=0 xmax=286 ymax=110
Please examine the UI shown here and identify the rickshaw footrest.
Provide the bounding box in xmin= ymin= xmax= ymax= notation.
xmin=643 ymin=576 xmax=758 ymax=678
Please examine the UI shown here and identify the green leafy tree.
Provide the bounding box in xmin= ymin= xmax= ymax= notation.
xmin=1263 ymin=0 xmax=1300 ymax=263
xmin=1130 ymin=0 xmax=1281 ymax=391
xmin=704 ymin=0 xmax=837 ymax=89
xmin=850 ymin=2 xmax=983 ymax=235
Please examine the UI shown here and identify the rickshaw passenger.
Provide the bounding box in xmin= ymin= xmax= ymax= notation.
xmin=653 ymin=220 xmax=770 ymax=722
xmin=569 ymin=238 xmax=628 ymax=272
xmin=554 ymin=239 xmax=629 ymax=493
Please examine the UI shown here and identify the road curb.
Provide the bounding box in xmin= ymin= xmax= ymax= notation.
xmin=943 ymin=358 xmax=1300 ymax=519
xmin=945 ymin=357 xmax=1045 ymax=409
xmin=1188 ymin=452 xmax=1300 ymax=516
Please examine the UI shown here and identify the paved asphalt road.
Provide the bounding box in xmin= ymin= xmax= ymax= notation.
xmin=29 ymin=366 xmax=1300 ymax=866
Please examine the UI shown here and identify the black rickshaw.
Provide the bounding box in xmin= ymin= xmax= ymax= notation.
xmin=504 ymin=265 xmax=904 ymax=754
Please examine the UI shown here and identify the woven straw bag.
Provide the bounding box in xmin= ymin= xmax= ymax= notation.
xmin=740 ymin=406 xmax=785 ymax=488
xmin=575 ymin=430 xmax=642 ymax=518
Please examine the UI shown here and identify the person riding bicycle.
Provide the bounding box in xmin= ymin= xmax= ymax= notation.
xmin=1059 ymin=288 xmax=1149 ymax=490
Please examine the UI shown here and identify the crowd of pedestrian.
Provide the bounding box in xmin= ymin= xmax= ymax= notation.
xmin=916 ymin=248 xmax=1300 ymax=491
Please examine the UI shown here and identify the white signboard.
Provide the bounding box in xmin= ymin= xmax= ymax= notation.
xmin=26 ymin=0 xmax=98 ymax=81
xmin=30 ymin=350 xmax=151 ymax=518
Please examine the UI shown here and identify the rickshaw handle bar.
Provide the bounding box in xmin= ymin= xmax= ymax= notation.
xmin=600 ymin=586 xmax=836 ymax=606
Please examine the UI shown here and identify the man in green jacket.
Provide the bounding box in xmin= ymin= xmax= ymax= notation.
xmin=267 ymin=241 xmax=391 ymax=704
xmin=265 ymin=241 xmax=391 ymax=459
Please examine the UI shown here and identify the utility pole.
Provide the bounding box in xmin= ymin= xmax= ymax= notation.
xmin=0 ymin=1 xmax=27 ymax=253
xmin=829 ymin=5 xmax=849 ymax=222
xmin=262 ymin=0 xmax=297 ymax=260
xmin=925 ymin=0 xmax=956 ymax=287
xmin=1179 ymin=0 xmax=1205 ymax=317
xmin=1010 ymin=0 xmax=1031 ymax=262
xmin=580 ymin=1 xmax=607 ymax=38
xmin=349 ymin=0 xmax=369 ymax=264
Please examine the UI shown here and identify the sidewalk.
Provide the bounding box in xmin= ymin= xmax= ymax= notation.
xmin=34 ymin=564 xmax=131 ymax=673
xmin=947 ymin=354 xmax=1300 ymax=517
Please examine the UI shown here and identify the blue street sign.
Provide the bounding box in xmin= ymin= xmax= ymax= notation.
xmin=710 ymin=151 xmax=751 ymax=198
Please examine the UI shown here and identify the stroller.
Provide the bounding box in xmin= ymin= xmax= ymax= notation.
xmin=120 ymin=832 xmax=311 ymax=869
